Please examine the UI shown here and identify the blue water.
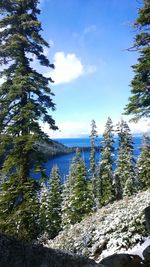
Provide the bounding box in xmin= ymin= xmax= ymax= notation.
xmin=39 ymin=136 xmax=142 ymax=180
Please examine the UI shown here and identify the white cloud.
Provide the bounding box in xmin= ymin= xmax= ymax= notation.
xmin=47 ymin=52 xmax=84 ymax=85
xmin=40 ymin=118 xmax=150 ymax=139
xmin=46 ymin=51 xmax=96 ymax=85
xmin=128 ymin=118 xmax=150 ymax=135
xmin=40 ymin=120 xmax=90 ymax=138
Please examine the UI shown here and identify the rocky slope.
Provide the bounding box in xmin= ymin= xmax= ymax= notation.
xmin=47 ymin=190 xmax=150 ymax=262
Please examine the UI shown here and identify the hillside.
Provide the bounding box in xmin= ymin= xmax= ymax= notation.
xmin=37 ymin=139 xmax=99 ymax=158
xmin=37 ymin=139 xmax=72 ymax=157
xmin=47 ymin=190 xmax=150 ymax=262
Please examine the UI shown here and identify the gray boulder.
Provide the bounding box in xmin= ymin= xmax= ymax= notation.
xmin=99 ymin=253 xmax=148 ymax=267
xmin=145 ymin=206 xmax=150 ymax=234
xmin=99 ymin=254 xmax=135 ymax=267
xmin=0 ymin=234 xmax=98 ymax=267
xmin=143 ymin=245 xmax=150 ymax=262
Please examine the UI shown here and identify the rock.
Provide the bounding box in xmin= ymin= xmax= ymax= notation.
xmin=143 ymin=245 xmax=150 ymax=262
xmin=99 ymin=254 xmax=132 ymax=267
xmin=91 ymin=239 xmax=108 ymax=261
xmin=0 ymin=234 xmax=99 ymax=267
xmin=145 ymin=206 xmax=150 ymax=235
xmin=99 ymin=253 xmax=145 ymax=267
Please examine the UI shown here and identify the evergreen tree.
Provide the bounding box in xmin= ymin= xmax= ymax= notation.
xmin=0 ymin=177 xmax=40 ymax=241
xmin=62 ymin=149 xmax=93 ymax=227
xmin=40 ymin=166 xmax=62 ymax=239
xmin=61 ymin=175 xmax=72 ymax=228
xmin=98 ymin=117 xmax=115 ymax=206
xmin=47 ymin=166 xmax=62 ymax=239
xmin=39 ymin=182 xmax=48 ymax=235
xmin=0 ymin=0 xmax=57 ymax=240
xmin=114 ymin=120 xmax=136 ymax=198
xmin=89 ymin=120 xmax=98 ymax=205
xmin=136 ymin=135 xmax=150 ymax=190
xmin=39 ymin=166 xmax=62 ymax=238
xmin=61 ymin=149 xmax=82 ymax=228
xmin=124 ymin=0 xmax=150 ymax=120
xmin=90 ymin=120 xmax=98 ymax=174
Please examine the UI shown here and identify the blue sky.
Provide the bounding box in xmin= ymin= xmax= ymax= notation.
xmin=38 ymin=0 xmax=150 ymax=138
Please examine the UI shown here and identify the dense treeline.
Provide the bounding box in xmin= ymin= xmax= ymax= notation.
xmin=39 ymin=117 xmax=150 ymax=239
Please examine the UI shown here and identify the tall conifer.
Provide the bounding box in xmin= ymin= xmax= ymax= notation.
xmin=0 ymin=0 xmax=57 ymax=240
xmin=98 ymin=117 xmax=115 ymax=206
xmin=124 ymin=0 xmax=150 ymax=120
xmin=114 ymin=120 xmax=136 ymax=198
xmin=47 ymin=166 xmax=62 ymax=239
xmin=62 ymin=149 xmax=93 ymax=227
xmin=89 ymin=120 xmax=98 ymax=206
xmin=136 ymin=135 xmax=150 ymax=190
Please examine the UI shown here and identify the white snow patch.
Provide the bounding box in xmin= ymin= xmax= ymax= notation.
xmin=125 ymin=237 xmax=150 ymax=259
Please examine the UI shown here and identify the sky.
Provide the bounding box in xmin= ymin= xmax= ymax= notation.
xmin=3 ymin=0 xmax=150 ymax=138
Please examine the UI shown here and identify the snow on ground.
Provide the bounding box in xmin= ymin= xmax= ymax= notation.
xmin=47 ymin=190 xmax=150 ymax=262
xmin=125 ymin=237 xmax=150 ymax=259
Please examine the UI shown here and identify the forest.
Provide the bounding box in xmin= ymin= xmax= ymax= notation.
xmin=0 ymin=0 xmax=149 ymax=246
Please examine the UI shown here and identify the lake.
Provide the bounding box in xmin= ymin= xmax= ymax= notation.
xmin=42 ymin=136 xmax=142 ymax=181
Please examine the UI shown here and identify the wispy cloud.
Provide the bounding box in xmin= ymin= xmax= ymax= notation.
xmin=85 ymin=65 xmax=97 ymax=74
xmin=40 ymin=120 xmax=91 ymax=138
xmin=41 ymin=118 xmax=150 ymax=139
xmin=128 ymin=118 xmax=150 ymax=135
xmin=72 ymin=24 xmax=97 ymax=47
xmin=46 ymin=51 xmax=96 ymax=85
xmin=83 ymin=25 xmax=97 ymax=35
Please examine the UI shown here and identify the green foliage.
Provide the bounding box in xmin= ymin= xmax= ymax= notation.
xmin=39 ymin=182 xmax=48 ymax=235
xmin=62 ymin=149 xmax=93 ymax=228
xmin=124 ymin=0 xmax=150 ymax=121
xmin=47 ymin=166 xmax=62 ymax=238
xmin=114 ymin=120 xmax=137 ymax=198
xmin=90 ymin=120 xmax=98 ymax=174
xmin=39 ymin=166 xmax=62 ymax=239
xmin=98 ymin=117 xmax=115 ymax=206
xmin=0 ymin=0 xmax=57 ymax=240
xmin=89 ymin=120 xmax=98 ymax=206
xmin=136 ymin=135 xmax=150 ymax=189
xmin=0 ymin=175 xmax=40 ymax=241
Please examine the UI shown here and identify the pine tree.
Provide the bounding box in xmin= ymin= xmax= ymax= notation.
xmin=61 ymin=149 xmax=82 ymax=228
xmin=0 ymin=0 xmax=57 ymax=240
xmin=136 ymin=135 xmax=150 ymax=190
xmin=39 ymin=182 xmax=49 ymax=235
xmin=90 ymin=120 xmax=98 ymax=175
xmin=89 ymin=120 xmax=98 ymax=205
xmin=61 ymin=175 xmax=72 ymax=228
xmin=124 ymin=0 xmax=150 ymax=120
xmin=98 ymin=117 xmax=115 ymax=206
xmin=114 ymin=120 xmax=136 ymax=198
xmin=46 ymin=166 xmax=62 ymax=239
xmin=0 ymin=177 xmax=40 ymax=241
xmin=62 ymin=149 xmax=93 ymax=227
